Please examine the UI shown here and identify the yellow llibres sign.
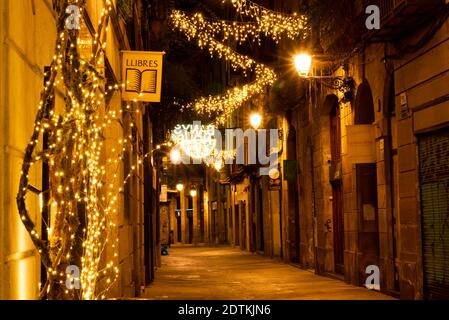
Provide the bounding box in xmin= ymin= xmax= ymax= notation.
xmin=121 ymin=51 xmax=165 ymax=102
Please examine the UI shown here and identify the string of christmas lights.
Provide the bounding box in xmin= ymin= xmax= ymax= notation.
xmin=229 ymin=0 xmax=306 ymax=39
xmin=170 ymin=1 xmax=308 ymax=124
xmin=171 ymin=10 xmax=308 ymax=45
xmin=16 ymin=0 xmax=144 ymax=300
xmin=170 ymin=12 xmax=276 ymax=124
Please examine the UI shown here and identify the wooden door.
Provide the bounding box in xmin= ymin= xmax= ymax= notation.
xmin=330 ymin=103 xmax=344 ymax=274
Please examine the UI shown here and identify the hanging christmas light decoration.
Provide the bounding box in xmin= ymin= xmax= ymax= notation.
xmin=202 ymin=148 xmax=237 ymax=168
xmin=171 ymin=123 xmax=218 ymax=160
xmin=169 ymin=1 xmax=308 ymax=124
xmin=229 ymin=0 xmax=306 ymax=39
xmin=170 ymin=14 xmax=276 ymax=124
xmin=171 ymin=9 xmax=308 ymax=45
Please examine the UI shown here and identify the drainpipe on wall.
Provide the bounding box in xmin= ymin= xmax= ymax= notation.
xmin=309 ymin=138 xmax=318 ymax=274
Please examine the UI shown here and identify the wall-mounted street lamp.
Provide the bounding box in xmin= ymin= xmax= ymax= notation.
xmin=268 ymin=167 xmax=280 ymax=180
xmin=176 ymin=183 xmax=184 ymax=192
xmin=249 ymin=113 xmax=263 ymax=130
xmin=249 ymin=112 xmax=263 ymax=170
xmin=170 ymin=148 xmax=181 ymax=164
xmin=294 ymin=53 xmax=354 ymax=98
xmin=190 ymin=189 xmax=197 ymax=198
xmin=214 ymin=160 xmax=223 ymax=172
xmin=294 ymin=53 xmax=313 ymax=78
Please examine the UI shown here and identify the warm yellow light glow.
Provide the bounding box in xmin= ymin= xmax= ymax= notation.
xmin=17 ymin=259 xmax=32 ymax=300
xmin=176 ymin=184 xmax=184 ymax=192
xmin=250 ymin=113 xmax=262 ymax=130
xmin=39 ymin=192 xmax=43 ymax=214
xmin=269 ymin=168 xmax=280 ymax=180
xmin=229 ymin=0 xmax=308 ymax=41
xmin=214 ymin=161 xmax=223 ymax=171
xmin=171 ymin=124 xmax=217 ymax=160
xmin=294 ymin=53 xmax=312 ymax=77
xmin=190 ymin=189 xmax=197 ymax=197
xmin=17 ymin=0 xmax=123 ymax=300
xmin=170 ymin=148 xmax=182 ymax=164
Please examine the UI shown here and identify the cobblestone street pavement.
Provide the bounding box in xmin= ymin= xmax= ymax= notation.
xmin=143 ymin=246 xmax=395 ymax=300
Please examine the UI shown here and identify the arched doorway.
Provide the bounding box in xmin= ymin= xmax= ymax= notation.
xmin=354 ymin=79 xmax=375 ymax=125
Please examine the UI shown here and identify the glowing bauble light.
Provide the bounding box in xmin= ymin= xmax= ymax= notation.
xmin=171 ymin=123 xmax=217 ymax=160
xmin=176 ymin=184 xmax=184 ymax=192
xmin=190 ymin=189 xmax=197 ymax=197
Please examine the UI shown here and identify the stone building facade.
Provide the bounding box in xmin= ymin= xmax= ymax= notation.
xmin=198 ymin=0 xmax=449 ymax=300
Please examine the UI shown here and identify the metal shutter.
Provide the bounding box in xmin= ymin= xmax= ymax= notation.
xmin=419 ymin=127 xmax=449 ymax=299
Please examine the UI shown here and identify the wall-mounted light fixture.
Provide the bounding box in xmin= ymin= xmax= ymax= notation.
xmin=249 ymin=113 xmax=263 ymax=130
xmin=294 ymin=53 xmax=354 ymax=100
xmin=170 ymin=148 xmax=181 ymax=164
xmin=214 ymin=160 xmax=223 ymax=172
xmin=294 ymin=54 xmax=313 ymax=78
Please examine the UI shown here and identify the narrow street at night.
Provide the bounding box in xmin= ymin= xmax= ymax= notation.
xmin=1 ymin=0 xmax=449 ymax=314
xmin=143 ymin=246 xmax=393 ymax=300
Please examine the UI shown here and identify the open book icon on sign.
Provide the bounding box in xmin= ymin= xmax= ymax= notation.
xmin=125 ymin=68 xmax=158 ymax=94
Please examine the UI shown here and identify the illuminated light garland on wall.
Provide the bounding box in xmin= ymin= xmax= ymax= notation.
xmin=16 ymin=0 xmax=146 ymax=300
xmin=170 ymin=2 xmax=308 ymax=124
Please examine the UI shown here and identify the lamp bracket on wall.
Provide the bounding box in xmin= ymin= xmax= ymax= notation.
xmin=312 ymin=76 xmax=354 ymax=93
xmin=310 ymin=76 xmax=354 ymax=102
